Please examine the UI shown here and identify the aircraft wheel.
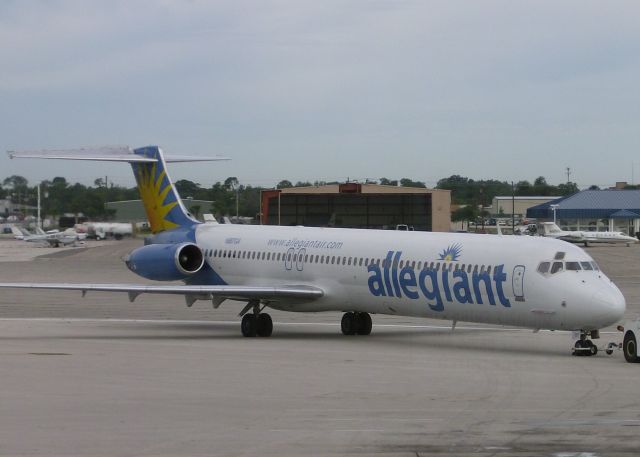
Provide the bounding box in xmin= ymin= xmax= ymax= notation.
xmin=241 ymin=314 xmax=257 ymax=337
xmin=341 ymin=312 xmax=357 ymax=335
xmin=623 ymin=332 xmax=640 ymax=363
xmin=573 ymin=340 xmax=584 ymax=356
xmin=256 ymin=313 xmax=273 ymax=337
xmin=584 ymin=339 xmax=597 ymax=356
xmin=356 ymin=312 xmax=372 ymax=335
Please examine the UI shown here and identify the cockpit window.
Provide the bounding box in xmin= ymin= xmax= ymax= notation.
xmin=551 ymin=262 xmax=564 ymax=274
xmin=566 ymin=261 xmax=581 ymax=271
xmin=580 ymin=261 xmax=593 ymax=271
xmin=591 ymin=261 xmax=600 ymax=271
xmin=537 ymin=262 xmax=550 ymax=274
xmin=554 ymin=252 xmax=566 ymax=260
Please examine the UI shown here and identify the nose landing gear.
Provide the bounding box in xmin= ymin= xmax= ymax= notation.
xmin=573 ymin=338 xmax=598 ymax=356
xmin=571 ymin=330 xmax=601 ymax=356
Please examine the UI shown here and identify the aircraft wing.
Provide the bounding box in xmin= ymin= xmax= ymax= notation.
xmin=0 ymin=283 xmax=324 ymax=306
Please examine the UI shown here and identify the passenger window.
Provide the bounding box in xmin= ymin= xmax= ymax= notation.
xmin=581 ymin=262 xmax=593 ymax=270
xmin=399 ymin=260 xmax=404 ymax=269
xmin=566 ymin=262 xmax=581 ymax=271
xmin=487 ymin=265 xmax=492 ymax=274
xmin=537 ymin=262 xmax=550 ymax=274
xmin=417 ymin=261 xmax=422 ymax=270
xmin=551 ymin=262 xmax=563 ymax=274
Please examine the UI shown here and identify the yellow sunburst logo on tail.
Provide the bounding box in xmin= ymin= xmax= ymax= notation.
xmin=135 ymin=162 xmax=179 ymax=233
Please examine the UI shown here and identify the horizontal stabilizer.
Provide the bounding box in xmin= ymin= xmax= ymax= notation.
xmin=7 ymin=146 xmax=229 ymax=163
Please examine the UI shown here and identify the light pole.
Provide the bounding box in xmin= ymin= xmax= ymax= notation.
xmin=37 ymin=184 xmax=41 ymax=230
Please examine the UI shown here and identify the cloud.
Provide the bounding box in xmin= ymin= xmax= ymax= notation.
xmin=1 ymin=0 xmax=639 ymax=187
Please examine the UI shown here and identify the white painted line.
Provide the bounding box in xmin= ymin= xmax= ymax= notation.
xmin=0 ymin=318 xmax=620 ymax=334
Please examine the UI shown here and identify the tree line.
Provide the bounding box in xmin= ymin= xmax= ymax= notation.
xmin=1 ymin=173 xmax=597 ymax=222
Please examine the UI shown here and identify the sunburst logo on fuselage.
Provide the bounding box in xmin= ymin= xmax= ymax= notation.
xmin=438 ymin=243 xmax=462 ymax=261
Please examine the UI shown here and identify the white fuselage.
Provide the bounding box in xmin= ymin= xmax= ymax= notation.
xmin=192 ymin=224 xmax=625 ymax=331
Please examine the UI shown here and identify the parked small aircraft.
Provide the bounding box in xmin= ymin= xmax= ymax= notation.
xmin=539 ymin=222 xmax=638 ymax=246
xmin=12 ymin=225 xmax=86 ymax=247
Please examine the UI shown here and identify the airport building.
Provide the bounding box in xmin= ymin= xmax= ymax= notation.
xmin=527 ymin=189 xmax=640 ymax=235
xmin=490 ymin=196 xmax=561 ymax=219
xmin=105 ymin=199 xmax=214 ymax=223
xmin=260 ymin=183 xmax=451 ymax=232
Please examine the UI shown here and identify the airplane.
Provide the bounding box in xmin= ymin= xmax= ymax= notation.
xmin=539 ymin=222 xmax=639 ymax=247
xmin=0 ymin=145 xmax=626 ymax=356
xmin=11 ymin=225 xmax=86 ymax=247
xmin=82 ymin=222 xmax=133 ymax=240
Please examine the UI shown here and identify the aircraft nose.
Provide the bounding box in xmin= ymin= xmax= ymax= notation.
xmin=592 ymin=285 xmax=626 ymax=327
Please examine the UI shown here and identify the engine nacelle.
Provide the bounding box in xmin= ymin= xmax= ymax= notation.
xmin=125 ymin=243 xmax=204 ymax=281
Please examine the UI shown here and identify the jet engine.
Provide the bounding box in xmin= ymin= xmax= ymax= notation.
xmin=124 ymin=242 xmax=205 ymax=281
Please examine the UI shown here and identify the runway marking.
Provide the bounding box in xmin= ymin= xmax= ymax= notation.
xmin=0 ymin=318 xmax=619 ymax=334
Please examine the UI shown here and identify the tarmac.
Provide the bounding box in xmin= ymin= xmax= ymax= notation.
xmin=1 ymin=237 xmax=640 ymax=456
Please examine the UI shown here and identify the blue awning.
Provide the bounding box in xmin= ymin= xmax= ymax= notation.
xmin=610 ymin=209 xmax=640 ymax=219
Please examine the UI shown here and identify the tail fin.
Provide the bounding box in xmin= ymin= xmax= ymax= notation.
xmin=131 ymin=146 xmax=199 ymax=233
xmin=7 ymin=145 xmax=230 ymax=234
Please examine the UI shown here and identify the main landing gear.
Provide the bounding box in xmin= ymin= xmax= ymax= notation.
xmin=341 ymin=312 xmax=372 ymax=336
xmin=240 ymin=301 xmax=272 ymax=337
xmin=572 ymin=330 xmax=599 ymax=356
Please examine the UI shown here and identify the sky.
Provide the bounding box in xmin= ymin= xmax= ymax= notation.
xmin=1 ymin=0 xmax=639 ymax=190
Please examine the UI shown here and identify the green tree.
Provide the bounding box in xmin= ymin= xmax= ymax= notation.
xmin=451 ymin=205 xmax=478 ymax=230
xmin=175 ymin=179 xmax=202 ymax=199
xmin=557 ymin=182 xmax=579 ymax=195
xmin=276 ymin=180 xmax=293 ymax=189
xmin=400 ymin=178 xmax=426 ymax=188
xmin=379 ymin=177 xmax=398 ymax=186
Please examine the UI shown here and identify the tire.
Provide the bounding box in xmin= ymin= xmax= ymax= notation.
xmin=256 ymin=313 xmax=273 ymax=337
xmin=584 ymin=339 xmax=598 ymax=356
xmin=356 ymin=312 xmax=372 ymax=335
xmin=341 ymin=312 xmax=356 ymax=335
xmin=623 ymin=332 xmax=640 ymax=363
xmin=241 ymin=314 xmax=257 ymax=337
xmin=573 ymin=340 xmax=584 ymax=356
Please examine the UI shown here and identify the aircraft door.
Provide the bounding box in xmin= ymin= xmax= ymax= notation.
xmin=512 ymin=265 xmax=525 ymax=302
